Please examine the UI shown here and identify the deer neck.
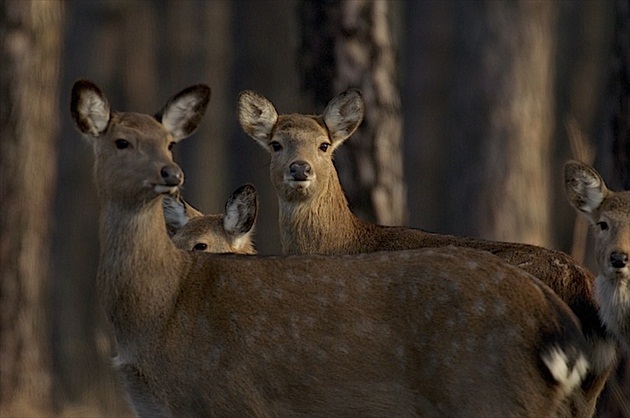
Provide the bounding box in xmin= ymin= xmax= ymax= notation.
xmin=278 ymin=178 xmax=361 ymax=255
xmin=98 ymin=196 xmax=186 ymax=339
xmin=595 ymin=273 xmax=630 ymax=348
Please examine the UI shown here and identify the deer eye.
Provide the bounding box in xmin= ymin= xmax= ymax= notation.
xmin=319 ymin=143 xmax=330 ymax=152
xmin=192 ymin=243 xmax=208 ymax=251
xmin=115 ymin=139 xmax=130 ymax=149
xmin=270 ymin=141 xmax=282 ymax=152
xmin=596 ymin=221 xmax=609 ymax=231
xmin=168 ymin=142 xmax=176 ymax=151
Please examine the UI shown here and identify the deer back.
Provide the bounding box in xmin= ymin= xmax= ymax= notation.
xmin=136 ymin=247 xmax=589 ymax=417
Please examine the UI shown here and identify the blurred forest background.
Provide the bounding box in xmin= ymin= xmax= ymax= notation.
xmin=1 ymin=0 xmax=629 ymax=416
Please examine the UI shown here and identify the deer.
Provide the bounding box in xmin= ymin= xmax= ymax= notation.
xmin=162 ymin=184 xmax=258 ymax=254
xmin=72 ymin=79 xmax=590 ymax=417
xmin=238 ymin=89 xmax=618 ymax=415
xmin=564 ymin=160 xmax=630 ymax=351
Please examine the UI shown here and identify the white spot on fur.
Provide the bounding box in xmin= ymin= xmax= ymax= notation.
xmin=542 ymin=346 xmax=589 ymax=396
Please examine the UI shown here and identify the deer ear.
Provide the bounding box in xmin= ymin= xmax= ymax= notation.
xmin=323 ymin=89 xmax=364 ymax=148
xmin=564 ymin=161 xmax=609 ymax=216
xmin=237 ymin=90 xmax=278 ymax=147
xmin=156 ymin=84 xmax=211 ymax=141
xmin=223 ymin=184 xmax=258 ymax=250
xmin=71 ymin=80 xmax=111 ymax=136
xmin=163 ymin=193 xmax=203 ymax=236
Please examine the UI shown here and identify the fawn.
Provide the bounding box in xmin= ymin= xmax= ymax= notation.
xmin=72 ymin=79 xmax=589 ymax=417
xmin=238 ymin=89 xmax=618 ymax=415
xmin=163 ymin=184 xmax=258 ymax=254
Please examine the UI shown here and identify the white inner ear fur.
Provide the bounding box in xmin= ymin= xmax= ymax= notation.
xmin=80 ymin=91 xmax=110 ymax=135
xmin=239 ymin=94 xmax=278 ymax=144
xmin=163 ymin=197 xmax=190 ymax=230
xmin=576 ymin=173 xmax=605 ymax=214
xmin=161 ymin=96 xmax=200 ymax=140
xmin=223 ymin=206 xmax=241 ymax=234
xmin=322 ymin=94 xmax=363 ymax=145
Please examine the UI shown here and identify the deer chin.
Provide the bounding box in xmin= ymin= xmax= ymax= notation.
xmin=282 ymin=180 xmax=313 ymax=200
xmin=603 ymin=264 xmax=630 ymax=281
xmin=153 ymin=184 xmax=179 ymax=195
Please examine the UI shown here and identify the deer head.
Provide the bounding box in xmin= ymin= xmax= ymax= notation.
xmin=238 ymin=89 xmax=363 ymax=202
xmin=163 ymin=184 xmax=258 ymax=254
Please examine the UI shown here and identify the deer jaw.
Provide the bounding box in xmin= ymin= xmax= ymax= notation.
xmin=565 ymin=160 xmax=630 ymax=348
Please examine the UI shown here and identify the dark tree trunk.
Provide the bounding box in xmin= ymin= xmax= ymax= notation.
xmin=611 ymin=0 xmax=629 ymax=190
xmin=444 ymin=0 xmax=558 ymax=247
xmin=299 ymin=0 xmax=406 ymax=225
xmin=0 ymin=0 xmax=63 ymax=415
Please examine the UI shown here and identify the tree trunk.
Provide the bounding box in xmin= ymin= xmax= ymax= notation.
xmin=299 ymin=0 xmax=406 ymax=225
xmin=611 ymin=0 xmax=629 ymax=190
xmin=445 ymin=0 xmax=557 ymax=247
xmin=0 ymin=0 xmax=63 ymax=415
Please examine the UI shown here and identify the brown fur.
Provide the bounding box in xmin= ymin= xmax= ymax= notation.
xmin=238 ymin=90 xmax=617 ymax=417
xmin=72 ymin=81 xmax=590 ymax=417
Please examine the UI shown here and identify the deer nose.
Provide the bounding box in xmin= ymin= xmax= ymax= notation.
xmin=610 ymin=251 xmax=628 ymax=269
xmin=290 ymin=161 xmax=311 ymax=181
xmin=161 ymin=165 xmax=184 ymax=187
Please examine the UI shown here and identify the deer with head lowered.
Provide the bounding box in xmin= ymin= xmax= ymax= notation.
xmin=238 ymin=89 xmax=618 ymax=415
xmin=72 ymin=79 xmax=590 ymax=417
xmin=163 ymin=184 xmax=258 ymax=254
xmin=565 ymin=160 xmax=630 ymax=350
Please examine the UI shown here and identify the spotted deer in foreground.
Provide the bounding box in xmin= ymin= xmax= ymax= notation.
xmin=163 ymin=184 xmax=258 ymax=254
xmin=565 ymin=160 xmax=630 ymax=350
xmin=238 ymin=89 xmax=617 ymax=416
xmin=72 ymin=79 xmax=590 ymax=417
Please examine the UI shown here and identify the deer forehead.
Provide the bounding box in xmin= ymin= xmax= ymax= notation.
xmin=599 ymin=194 xmax=630 ymax=227
xmin=109 ymin=113 xmax=172 ymax=144
xmin=272 ymin=115 xmax=329 ymax=144
xmin=173 ymin=215 xmax=225 ymax=241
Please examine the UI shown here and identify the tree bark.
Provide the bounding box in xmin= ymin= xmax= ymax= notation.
xmin=445 ymin=0 xmax=557 ymax=247
xmin=299 ymin=0 xmax=406 ymax=225
xmin=0 ymin=0 xmax=63 ymax=415
xmin=611 ymin=0 xmax=629 ymax=190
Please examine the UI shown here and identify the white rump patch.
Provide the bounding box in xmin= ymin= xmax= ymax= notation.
xmin=542 ymin=346 xmax=589 ymax=396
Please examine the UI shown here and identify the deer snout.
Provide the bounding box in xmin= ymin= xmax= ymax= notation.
xmin=160 ymin=165 xmax=184 ymax=187
xmin=290 ymin=161 xmax=311 ymax=181
xmin=610 ymin=251 xmax=629 ymax=269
